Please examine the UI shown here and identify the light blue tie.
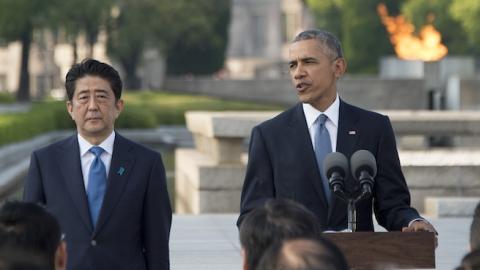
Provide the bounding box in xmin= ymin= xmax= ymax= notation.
xmin=314 ymin=114 xmax=332 ymax=204
xmin=87 ymin=146 xmax=107 ymax=227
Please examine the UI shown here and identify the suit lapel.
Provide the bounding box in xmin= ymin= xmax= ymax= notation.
xmin=327 ymin=100 xmax=360 ymax=225
xmin=290 ymin=104 xmax=329 ymax=208
xmin=93 ymin=133 xmax=134 ymax=236
xmin=58 ymin=135 xmax=94 ymax=233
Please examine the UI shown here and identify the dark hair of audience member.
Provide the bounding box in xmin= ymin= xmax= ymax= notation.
xmin=0 ymin=201 xmax=62 ymax=269
xmin=0 ymin=247 xmax=49 ymax=270
xmin=256 ymin=237 xmax=349 ymax=270
xmin=239 ymin=199 xmax=322 ymax=270
xmin=470 ymin=202 xmax=480 ymax=251
xmin=456 ymin=248 xmax=480 ymax=270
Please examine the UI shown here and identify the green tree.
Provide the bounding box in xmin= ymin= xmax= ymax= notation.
xmin=166 ymin=0 xmax=231 ymax=75
xmin=306 ymin=0 xmax=342 ymax=40
xmin=450 ymin=0 xmax=480 ymax=51
xmin=0 ymin=0 xmax=49 ymax=101
xmin=402 ymin=0 xmax=474 ymax=54
xmin=307 ymin=0 xmax=400 ymax=73
xmin=107 ymin=0 xmax=231 ymax=88
xmin=49 ymin=0 xmax=113 ymax=63
xmin=106 ymin=0 xmax=179 ymax=89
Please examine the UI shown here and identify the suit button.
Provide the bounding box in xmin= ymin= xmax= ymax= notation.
xmin=91 ymin=240 xmax=97 ymax=246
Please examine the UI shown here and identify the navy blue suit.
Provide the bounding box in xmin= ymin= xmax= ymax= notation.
xmin=24 ymin=133 xmax=172 ymax=270
xmin=238 ymin=100 xmax=421 ymax=231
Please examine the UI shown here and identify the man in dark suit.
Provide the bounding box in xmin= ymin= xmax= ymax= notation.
xmin=238 ymin=29 xmax=436 ymax=233
xmin=24 ymin=59 xmax=172 ymax=270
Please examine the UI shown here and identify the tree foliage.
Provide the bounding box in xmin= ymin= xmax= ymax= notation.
xmin=106 ymin=0 xmax=181 ymax=89
xmin=166 ymin=0 xmax=231 ymax=75
xmin=450 ymin=0 xmax=480 ymax=50
xmin=0 ymin=0 xmax=50 ymax=101
xmin=48 ymin=0 xmax=113 ymax=63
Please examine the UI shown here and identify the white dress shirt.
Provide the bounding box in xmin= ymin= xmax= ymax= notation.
xmin=303 ymin=95 xmax=340 ymax=152
xmin=78 ymin=131 xmax=115 ymax=190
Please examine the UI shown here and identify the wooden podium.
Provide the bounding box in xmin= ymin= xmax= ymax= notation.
xmin=324 ymin=232 xmax=435 ymax=269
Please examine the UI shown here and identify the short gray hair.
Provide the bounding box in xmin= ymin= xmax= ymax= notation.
xmin=293 ymin=29 xmax=343 ymax=60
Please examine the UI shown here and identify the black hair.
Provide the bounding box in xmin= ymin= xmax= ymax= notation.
xmin=0 ymin=201 xmax=61 ymax=269
xmin=239 ymin=199 xmax=322 ymax=270
xmin=257 ymin=237 xmax=350 ymax=270
xmin=455 ymin=248 xmax=480 ymax=270
xmin=293 ymin=29 xmax=343 ymax=60
xmin=0 ymin=247 xmax=49 ymax=270
xmin=65 ymin=58 xmax=123 ymax=101
xmin=471 ymin=202 xmax=480 ymax=250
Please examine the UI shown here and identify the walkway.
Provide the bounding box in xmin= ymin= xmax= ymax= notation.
xmin=170 ymin=214 xmax=470 ymax=270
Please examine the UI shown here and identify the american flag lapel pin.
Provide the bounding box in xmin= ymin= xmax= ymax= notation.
xmin=348 ymin=130 xmax=356 ymax=135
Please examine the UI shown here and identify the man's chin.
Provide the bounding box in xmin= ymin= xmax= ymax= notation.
xmin=81 ymin=125 xmax=110 ymax=137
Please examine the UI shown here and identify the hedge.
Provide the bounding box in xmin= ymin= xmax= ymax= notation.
xmin=0 ymin=91 xmax=283 ymax=147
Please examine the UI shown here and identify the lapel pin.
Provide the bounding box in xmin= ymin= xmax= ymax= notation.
xmin=117 ymin=167 xmax=125 ymax=176
xmin=348 ymin=130 xmax=356 ymax=135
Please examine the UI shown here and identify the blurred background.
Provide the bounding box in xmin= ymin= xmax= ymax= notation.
xmin=0 ymin=0 xmax=477 ymax=101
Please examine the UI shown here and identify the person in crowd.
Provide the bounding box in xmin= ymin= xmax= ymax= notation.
xmin=239 ymin=199 xmax=322 ymax=270
xmin=470 ymin=202 xmax=480 ymax=250
xmin=256 ymin=237 xmax=349 ymax=270
xmin=455 ymin=248 xmax=480 ymax=270
xmin=0 ymin=201 xmax=66 ymax=270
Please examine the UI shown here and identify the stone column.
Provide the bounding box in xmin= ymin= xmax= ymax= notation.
xmin=175 ymin=111 xmax=278 ymax=213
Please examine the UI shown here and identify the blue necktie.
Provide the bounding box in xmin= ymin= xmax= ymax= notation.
xmin=314 ymin=114 xmax=332 ymax=204
xmin=87 ymin=146 xmax=107 ymax=227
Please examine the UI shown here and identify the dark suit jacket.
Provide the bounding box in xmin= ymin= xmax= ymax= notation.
xmin=238 ymin=100 xmax=421 ymax=231
xmin=24 ymin=133 xmax=172 ymax=270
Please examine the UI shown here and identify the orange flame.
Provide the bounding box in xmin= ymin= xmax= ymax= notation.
xmin=377 ymin=3 xmax=448 ymax=61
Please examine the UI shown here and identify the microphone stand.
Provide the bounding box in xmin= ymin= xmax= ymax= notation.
xmin=347 ymin=199 xmax=356 ymax=232
xmin=333 ymin=187 xmax=371 ymax=232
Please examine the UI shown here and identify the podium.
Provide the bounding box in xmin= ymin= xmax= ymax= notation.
xmin=324 ymin=232 xmax=435 ymax=269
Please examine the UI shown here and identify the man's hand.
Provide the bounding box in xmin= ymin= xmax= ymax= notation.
xmin=402 ymin=220 xmax=438 ymax=247
xmin=402 ymin=220 xmax=437 ymax=234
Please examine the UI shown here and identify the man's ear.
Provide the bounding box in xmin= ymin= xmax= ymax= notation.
xmin=55 ymin=240 xmax=67 ymax=270
xmin=334 ymin=58 xmax=347 ymax=78
xmin=115 ymin=99 xmax=124 ymax=119
xmin=66 ymin=101 xmax=74 ymax=120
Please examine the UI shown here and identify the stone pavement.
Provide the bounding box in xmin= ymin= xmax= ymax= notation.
xmin=170 ymin=214 xmax=471 ymax=270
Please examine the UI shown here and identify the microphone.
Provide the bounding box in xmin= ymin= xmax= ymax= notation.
xmin=350 ymin=150 xmax=377 ymax=199
xmin=323 ymin=152 xmax=349 ymax=199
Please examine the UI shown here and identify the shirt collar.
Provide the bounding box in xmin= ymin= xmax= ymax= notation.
xmin=78 ymin=131 xmax=115 ymax=157
xmin=302 ymin=95 xmax=340 ymax=128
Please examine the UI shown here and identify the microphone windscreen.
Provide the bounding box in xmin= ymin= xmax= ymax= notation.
xmin=323 ymin=152 xmax=349 ymax=179
xmin=350 ymin=150 xmax=377 ymax=179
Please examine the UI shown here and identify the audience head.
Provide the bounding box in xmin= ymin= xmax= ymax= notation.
xmin=456 ymin=248 xmax=480 ymax=270
xmin=470 ymin=202 xmax=480 ymax=251
xmin=257 ymin=237 xmax=349 ymax=270
xmin=0 ymin=247 xmax=50 ymax=270
xmin=0 ymin=201 xmax=66 ymax=270
xmin=239 ymin=199 xmax=322 ymax=270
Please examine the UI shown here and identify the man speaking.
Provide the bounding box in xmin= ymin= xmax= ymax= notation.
xmin=24 ymin=59 xmax=172 ymax=270
xmin=238 ymin=29 xmax=436 ymax=233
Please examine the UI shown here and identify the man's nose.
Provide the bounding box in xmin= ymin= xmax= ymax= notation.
xmin=293 ymin=64 xmax=306 ymax=79
xmin=87 ymin=96 xmax=99 ymax=109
